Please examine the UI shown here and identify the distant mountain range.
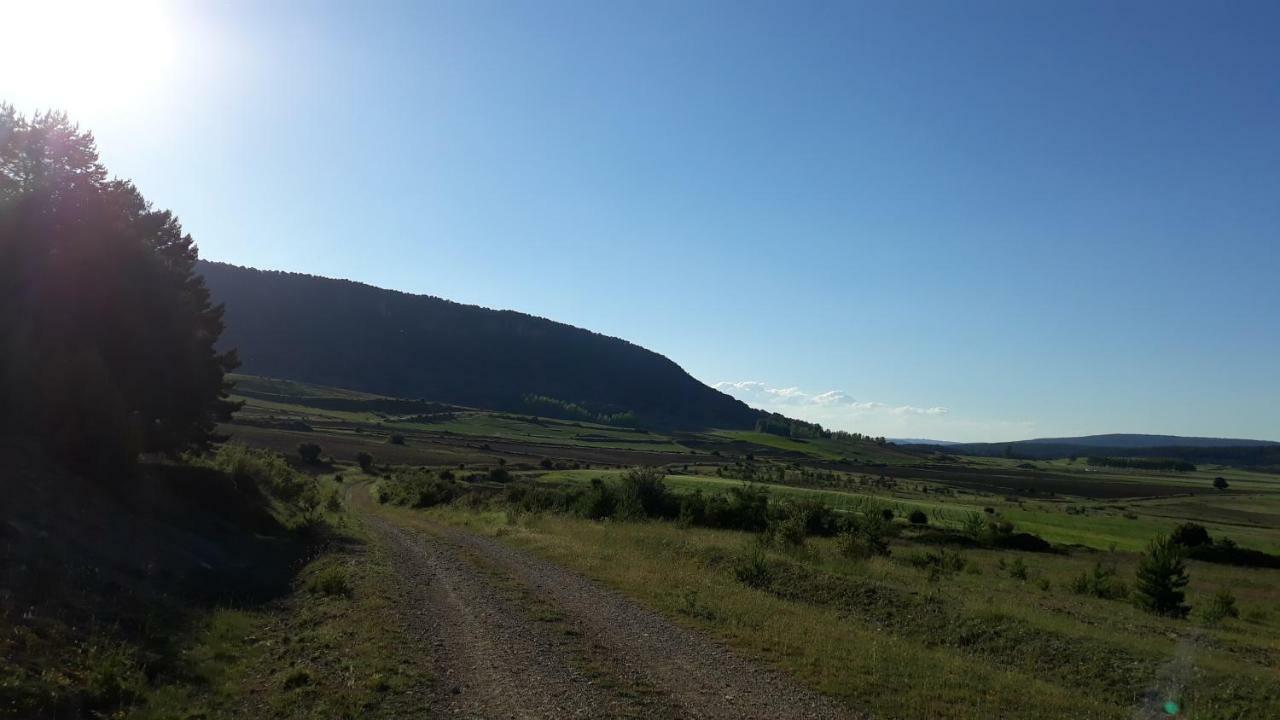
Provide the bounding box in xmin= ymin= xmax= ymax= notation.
xmin=198 ymin=262 xmax=760 ymax=429
xmin=902 ymin=433 xmax=1279 ymax=467
xmin=901 ymin=433 xmax=1278 ymax=450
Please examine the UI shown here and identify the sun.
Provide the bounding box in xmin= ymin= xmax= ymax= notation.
xmin=0 ymin=0 xmax=178 ymax=113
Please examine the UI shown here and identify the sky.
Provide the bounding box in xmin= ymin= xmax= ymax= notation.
xmin=2 ymin=0 xmax=1277 ymax=442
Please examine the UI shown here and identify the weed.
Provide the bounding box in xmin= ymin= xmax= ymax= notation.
xmin=733 ymin=545 xmax=773 ymax=589
xmin=306 ymin=565 xmax=353 ymax=598
xmin=1199 ymin=589 xmax=1239 ymax=625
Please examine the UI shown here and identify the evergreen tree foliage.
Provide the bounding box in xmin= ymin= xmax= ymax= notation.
xmin=0 ymin=107 xmax=239 ymax=468
xmin=1133 ymin=534 xmax=1191 ymax=618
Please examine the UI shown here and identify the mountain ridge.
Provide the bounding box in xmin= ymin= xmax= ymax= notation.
xmin=197 ymin=261 xmax=760 ymax=429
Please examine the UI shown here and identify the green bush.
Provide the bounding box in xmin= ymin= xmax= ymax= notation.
xmin=1199 ymin=588 xmax=1238 ymax=625
xmin=1170 ymin=523 xmax=1211 ymax=548
xmin=765 ymin=504 xmax=810 ymax=547
xmin=616 ymin=466 xmax=673 ymax=520
xmin=211 ymin=445 xmax=308 ymax=503
xmin=1069 ymin=561 xmax=1129 ymax=600
xmin=838 ymin=514 xmax=892 ymax=559
xmin=298 ymin=442 xmax=323 ymax=464
xmin=908 ymin=548 xmax=966 ymax=576
xmin=575 ymin=478 xmax=617 ymax=520
xmin=908 ymin=509 xmax=928 ymax=525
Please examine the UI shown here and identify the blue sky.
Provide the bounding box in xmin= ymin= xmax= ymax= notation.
xmin=3 ymin=1 xmax=1277 ymax=441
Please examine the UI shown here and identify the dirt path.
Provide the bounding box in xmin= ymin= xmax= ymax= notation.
xmin=352 ymin=487 xmax=862 ymax=719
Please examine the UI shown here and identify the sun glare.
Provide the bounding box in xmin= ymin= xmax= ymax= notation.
xmin=0 ymin=0 xmax=178 ymax=113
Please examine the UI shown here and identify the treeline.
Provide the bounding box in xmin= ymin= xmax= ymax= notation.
xmin=1087 ymin=457 xmax=1197 ymax=472
xmin=754 ymin=413 xmax=887 ymax=445
xmin=520 ymin=394 xmax=639 ymax=428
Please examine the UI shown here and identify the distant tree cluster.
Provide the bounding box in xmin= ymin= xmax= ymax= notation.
xmin=755 ymin=413 xmax=832 ymax=439
xmin=753 ymin=413 xmax=887 ymax=445
xmin=0 ymin=107 xmax=239 ymax=469
xmin=1087 ymin=457 xmax=1197 ymax=472
xmin=520 ymin=394 xmax=638 ymax=427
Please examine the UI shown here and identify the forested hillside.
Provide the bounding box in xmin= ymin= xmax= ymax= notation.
xmin=199 ymin=262 xmax=760 ymax=429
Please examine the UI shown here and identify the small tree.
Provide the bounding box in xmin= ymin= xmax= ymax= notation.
xmin=908 ymin=509 xmax=928 ymax=525
xmin=357 ymin=452 xmax=375 ymax=472
xmin=1213 ymin=477 xmax=1229 ymax=490
xmin=298 ymin=443 xmax=323 ymax=464
xmin=1134 ymin=534 xmax=1191 ymax=618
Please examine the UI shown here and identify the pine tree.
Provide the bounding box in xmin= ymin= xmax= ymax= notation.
xmin=1 ymin=106 xmax=239 ymax=469
xmin=1134 ymin=534 xmax=1191 ymax=618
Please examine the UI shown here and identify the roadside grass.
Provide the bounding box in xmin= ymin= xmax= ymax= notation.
xmin=0 ymin=448 xmax=430 ymax=720
xmin=131 ymin=476 xmax=432 ymax=719
xmin=424 ymin=506 xmax=1280 ymax=720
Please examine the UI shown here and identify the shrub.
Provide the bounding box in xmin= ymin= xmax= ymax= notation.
xmin=703 ymin=484 xmax=771 ymax=531
xmin=1069 ymin=561 xmax=1129 ymax=600
xmin=540 ymin=458 xmax=554 ymax=469
xmin=1213 ymin=476 xmax=1229 ymax=490
xmin=616 ymin=466 xmax=673 ymax=520
xmin=765 ymin=504 xmax=810 ymax=547
xmin=1007 ymin=557 xmax=1029 ymax=581
xmin=979 ymin=517 xmax=1052 ymax=552
xmin=908 ymin=509 xmax=928 ymax=525
xmin=1170 ymin=523 xmax=1211 ymax=548
xmin=1134 ymin=535 xmax=1191 ymax=618
xmin=961 ymin=512 xmax=986 ymax=537
xmin=212 ymin=445 xmax=308 ymax=503
xmin=839 ymin=514 xmax=892 ymax=559
xmin=575 ymin=478 xmax=617 ymax=520
xmin=733 ymin=545 xmax=772 ymax=589
xmin=1199 ymin=588 xmax=1239 ymax=625
xmin=907 ymin=548 xmax=966 ymax=576
xmin=1185 ymin=538 xmax=1280 ymax=569
xmin=357 ymin=452 xmax=375 ymax=472
xmin=298 ymin=443 xmax=323 ymax=464
xmin=488 ymin=466 xmax=512 ymax=483
xmin=324 ymin=489 xmax=343 ymax=513
xmin=771 ymin=498 xmax=839 ymax=538
xmin=388 ymin=433 xmax=406 ymax=445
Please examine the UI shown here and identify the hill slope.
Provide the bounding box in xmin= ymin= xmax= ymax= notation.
xmin=198 ymin=262 xmax=759 ymax=429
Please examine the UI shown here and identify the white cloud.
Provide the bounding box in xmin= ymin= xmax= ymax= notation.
xmin=712 ymin=379 xmax=1032 ymax=442
xmin=713 ymin=381 xmax=948 ymax=417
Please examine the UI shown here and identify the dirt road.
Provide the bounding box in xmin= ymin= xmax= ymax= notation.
xmin=352 ymin=487 xmax=861 ymax=719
